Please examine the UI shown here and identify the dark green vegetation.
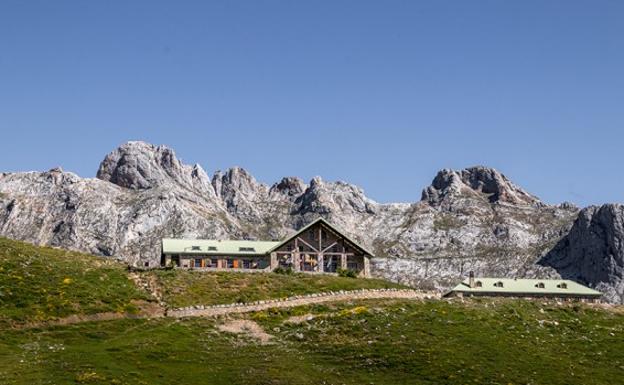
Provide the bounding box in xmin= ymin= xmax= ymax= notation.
xmin=148 ymin=269 xmax=404 ymax=308
xmin=0 ymin=238 xmax=149 ymax=327
xmin=1 ymin=299 xmax=622 ymax=384
xmin=1 ymin=237 xmax=623 ymax=384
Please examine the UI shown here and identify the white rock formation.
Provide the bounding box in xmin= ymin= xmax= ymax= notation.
xmin=2 ymin=141 xmax=618 ymax=301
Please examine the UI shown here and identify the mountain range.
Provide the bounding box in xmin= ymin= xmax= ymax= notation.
xmin=1 ymin=141 xmax=622 ymax=302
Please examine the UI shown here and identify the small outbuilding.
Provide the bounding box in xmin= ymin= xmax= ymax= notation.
xmin=444 ymin=272 xmax=602 ymax=302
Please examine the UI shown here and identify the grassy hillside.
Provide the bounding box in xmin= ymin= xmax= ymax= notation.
xmin=0 ymin=299 xmax=622 ymax=384
xmin=149 ymin=269 xmax=406 ymax=308
xmin=1 ymin=237 xmax=623 ymax=384
xmin=0 ymin=237 xmax=149 ymax=326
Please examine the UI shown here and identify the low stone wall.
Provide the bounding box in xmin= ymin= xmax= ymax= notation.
xmin=168 ymin=288 xmax=439 ymax=318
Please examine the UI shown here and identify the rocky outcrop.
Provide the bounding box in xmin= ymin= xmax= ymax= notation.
xmin=1 ymin=141 xmax=620 ymax=301
xmin=539 ymin=204 xmax=624 ymax=303
xmin=97 ymin=141 xmax=215 ymax=197
xmin=422 ymin=167 xmax=541 ymax=207
xmin=269 ymin=177 xmax=307 ymax=200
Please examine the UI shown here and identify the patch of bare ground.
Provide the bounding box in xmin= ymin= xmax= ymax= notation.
xmin=129 ymin=272 xmax=166 ymax=305
xmin=217 ymin=319 xmax=273 ymax=344
xmin=132 ymin=299 xmax=166 ymax=317
xmin=284 ymin=314 xmax=316 ymax=324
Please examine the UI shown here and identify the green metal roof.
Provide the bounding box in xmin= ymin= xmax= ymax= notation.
xmin=449 ymin=278 xmax=602 ymax=296
xmin=162 ymin=218 xmax=374 ymax=258
xmin=162 ymin=239 xmax=280 ymax=256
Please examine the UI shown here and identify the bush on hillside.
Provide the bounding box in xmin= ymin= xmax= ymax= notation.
xmin=273 ymin=267 xmax=294 ymax=275
xmin=337 ymin=268 xmax=358 ymax=278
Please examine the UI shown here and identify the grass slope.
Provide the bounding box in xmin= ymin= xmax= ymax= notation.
xmin=0 ymin=299 xmax=622 ymax=385
xmin=149 ymin=269 xmax=406 ymax=308
xmin=2 ymin=237 xmax=623 ymax=384
xmin=0 ymin=237 xmax=149 ymax=326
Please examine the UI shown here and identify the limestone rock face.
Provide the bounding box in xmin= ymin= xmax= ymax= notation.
xmin=422 ymin=166 xmax=541 ymax=207
xmin=96 ymin=141 xmax=215 ymax=198
xmin=1 ymin=141 xmax=621 ymax=302
xmin=539 ymin=204 xmax=624 ymax=303
xmin=295 ymin=177 xmax=377 ymax=217
xmin=269 ymin=177 xmax=307 ymax=200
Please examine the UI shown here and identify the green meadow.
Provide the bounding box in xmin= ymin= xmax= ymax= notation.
xmin=1 ymin=237 xmax=623 ymax=385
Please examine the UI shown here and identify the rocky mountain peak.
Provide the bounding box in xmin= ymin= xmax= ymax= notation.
xmin=211 ymin=167 xmax=269 ymax=216
xmin=422 ymin=166 xmax=542 ymax=206
xmin=97 ymin=141 xmax=187 ymax=190
xmin=211 ymin=167 xmax=265 ymax=197
xmin=295 ymin=176 xmax=377 ymax=217
xmin=269 ymin=177 xmax=307 ymax=199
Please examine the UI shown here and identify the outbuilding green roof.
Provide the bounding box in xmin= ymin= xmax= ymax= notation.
xmin=162 ymin=239 xmax=280 ymax=256
xmin=449 ymin=278 xmax=602 ymax=297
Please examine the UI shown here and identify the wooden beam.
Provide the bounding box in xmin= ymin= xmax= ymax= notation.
xmin=294 ymin=238 xmax=300 ymax=271
xmin=296 ymin=236 xmax=319 ymax=252
xmin=322 ymin=242 xmax=338 ymax=253
xmin=319 ymin=226 xmax=322 ymax=252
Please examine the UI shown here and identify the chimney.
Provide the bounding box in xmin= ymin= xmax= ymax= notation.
xmin=469 ymin=271 xmax=475 ymax=288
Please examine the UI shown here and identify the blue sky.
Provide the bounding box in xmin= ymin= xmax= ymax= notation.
xmin=1 ymin=1 xmax=622 ymax=206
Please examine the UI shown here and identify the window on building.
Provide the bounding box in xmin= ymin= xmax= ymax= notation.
xmin=494 ymin=281 xmax=504 ymax=288
xmin=191 ymin=246 xmax=201 ymax=251
xmin=239 ymin=247 xmax=255 ymax=252
xmin=207 ymin=246 xmax=217 ymax=251
xmin=557 ymin=282 xmax=568 ymax=289
xmin=210 ymin=258 xmax=218 ymax=268
xmin=227 ymin=259 xmax=234 ymax=268
xmin=194 ymin=259 xmax=202 ymax=268
xmin=535 ymin=282 xmax=545 ymax=289
xmin=475 ymin=281 xmax=483 ymax=288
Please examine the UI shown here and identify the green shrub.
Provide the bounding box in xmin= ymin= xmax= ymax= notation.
xmin=273 ymin=267 xmax=294 ymax=275
xmin=337 ymin=268 xmax=357 ymax=278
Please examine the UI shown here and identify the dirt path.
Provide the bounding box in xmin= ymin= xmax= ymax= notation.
xmin=169 ymin=289 xmax=435 ymax=318
xmin=15 ymin=289 xmax=436 ymax=329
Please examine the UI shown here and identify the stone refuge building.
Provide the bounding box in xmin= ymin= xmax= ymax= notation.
xmin=161 ymin=218 xmax=372 ymax=277
xmin=444 ymin=272 xmax=602 ymax=302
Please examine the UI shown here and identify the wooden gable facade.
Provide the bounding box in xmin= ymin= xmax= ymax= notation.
xmin=267 ymin=218 xmax=372 ymax=277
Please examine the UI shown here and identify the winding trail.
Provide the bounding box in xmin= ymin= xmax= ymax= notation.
xmin=168 ymin=289 xmax=436 ymax=318
xmin=18 ymin=289 xmax=436 ymax=329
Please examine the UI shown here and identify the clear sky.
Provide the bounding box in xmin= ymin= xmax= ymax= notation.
xmin=1 ymin=1 xmax=623 ymax=206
